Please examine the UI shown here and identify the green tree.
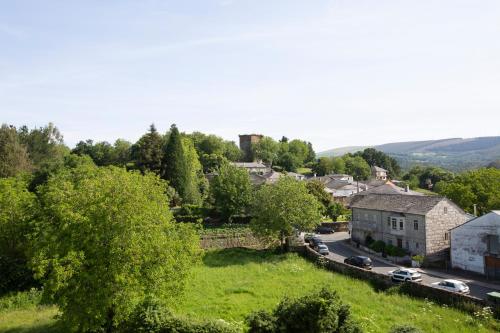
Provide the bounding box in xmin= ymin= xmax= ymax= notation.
xmin=326 ymin=202 xmax=348 ymax=222
xmin=162 ymin=124 xmax=190 ymax=202
xmin=17 ymin=123 xmax=67 ymax=170
xmin=312 ymin=157 xmax=334 ymax=176
xmin=331 ymin=157 xmax=346 ymax=174
xmin=210 ymin=163 xmax=253 ymax=221
xmin=306 ymin=180 xmax=331 ymax=209
xmin=435 ymin=168 xmax=500 ymax=215
xmin=344 ymin=156 xmax=371 ymax=181
xmin=31 ymin=165 xmax=200 ymax=332
xmin=181 ymin=136 xmax=206 ymax=205
xmin=0 ymin=176 xmax=37 ymax=294
xmin=288 ymin=139 xmax=309 ymax=166
xmin=252 ymin=136 xmax=280 ymax=165
xmin=354 ymin=148 xmax=401 ymax=177
xmin=131 ymin=124 xmax=164 ymax=174
xmin=403 ymin=166 xmax=454 ymax=190
xmin=0 ymin=124 xmax=32 ymax=178
xmin=251 ymin=177 xmax=322 ymax=249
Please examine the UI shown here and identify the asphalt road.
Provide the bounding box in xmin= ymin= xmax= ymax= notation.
xmin=317 ymin=232 xmax=498 ymax=300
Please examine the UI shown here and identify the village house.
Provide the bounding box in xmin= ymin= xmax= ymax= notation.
xmin=350 ymin=194 xmax=470 ymax=260
xmin=371 ymin=165 xmax=388 ymax=180
xmin=450 ymin=211 xmax=500 ymax=279
xmin=232 ymin=162 xmax=270 ymax=174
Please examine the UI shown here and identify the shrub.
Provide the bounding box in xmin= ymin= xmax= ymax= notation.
xmin=389 ymin=324 xmax=422 ymax=333
xmin=365 ymin=235 xmax=374 ymax=245
xmin=0 ymin=288 xmax=43 ymax=312
xmin=122 ymin=298 xmax=237 ymax=333
xmin=370 ymin=240 xmax=386 ymax=253
xmin=246 ymin=288 xmax=362 ymax=333
xmin=246 ymin=310 xmax=276 ymax=333
xmin=385 ymin=244 xmax=407 ymax=257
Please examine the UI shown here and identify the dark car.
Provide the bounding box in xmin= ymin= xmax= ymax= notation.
xmin=304 ymin=233 xmax=316 ymax=243
xmin=344 ymin=256 xmax=373 ymax=270
xmin=310 ymin=237 xmax=324 ymax=247
xmin=316 ymin=226 xmax=335 ymax=234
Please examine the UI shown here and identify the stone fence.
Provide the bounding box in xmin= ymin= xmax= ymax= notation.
xmin=200 ymin=232 xmax=265 ymax=249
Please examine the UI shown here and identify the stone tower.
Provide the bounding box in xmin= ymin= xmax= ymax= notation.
xmin=239 ymin=134 xmax=263 ymax=162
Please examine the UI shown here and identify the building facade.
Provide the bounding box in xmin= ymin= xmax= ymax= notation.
xmin=350 ymin=194 xmax=470 ymax=260
xmin=451 ymin=211 xmax=500 ymax=278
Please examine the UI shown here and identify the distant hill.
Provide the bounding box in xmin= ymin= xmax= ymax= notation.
xmin=318 ymin=136 xmax=500 ymax=171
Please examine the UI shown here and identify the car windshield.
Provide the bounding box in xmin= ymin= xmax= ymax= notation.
xmin=362 ymin=258 xmax=372 ymax=264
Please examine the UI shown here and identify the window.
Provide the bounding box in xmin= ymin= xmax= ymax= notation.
xmin=391 ymin=218 xmax=397 ymax=230
xmin=399 ymin=220 xmax=404 ymax=230
xmin=444 ymin=207 xmax=448 ymax=214
xmin=414 ymin=220 xmax=418 ymax=230
xmin=444 ymin=232 xmax=449 ymax=241
xmin=487 ymin=235 xmax=500 ymax=255
xmin=387 ymin=216 xmax=391 ymax=227
xmin=416 ymin=242 xmax=419 ymax=249
xmin=388 ymin=239 xmax=393 ymax=245
xmin=405 ymin=241 xmax=409 ymax=249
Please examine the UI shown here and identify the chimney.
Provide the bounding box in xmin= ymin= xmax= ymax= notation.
xmin=405 ymin=185 xmax=409 ymax=192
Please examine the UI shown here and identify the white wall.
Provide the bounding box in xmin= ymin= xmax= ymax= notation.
xmin=450 ymin=212 xmax=500 ymax=275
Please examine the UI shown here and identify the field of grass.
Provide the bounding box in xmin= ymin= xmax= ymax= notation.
xmin=1 ymin=248 xmax=498 ymax=333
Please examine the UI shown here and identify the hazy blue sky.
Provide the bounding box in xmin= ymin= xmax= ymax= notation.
xmin=1 ymin=0 xmax=499 ymax=151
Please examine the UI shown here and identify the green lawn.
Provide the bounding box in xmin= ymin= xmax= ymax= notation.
xmin=1 ymin=248 xmax=498 ymax=333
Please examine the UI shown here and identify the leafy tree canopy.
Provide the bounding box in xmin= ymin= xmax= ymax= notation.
xmin=251 ymin=176 xmax=322 ymax=247
xmin=343 ymin=156 xmax=371 ymax=181
xmin=210 ymin=162 xmax=253 ymax=221
xmin=31 ymin=164 xmax=201 ymax=332
xmin=435 ymin=168 xmax=500 ymax=215
xmin=0 ymin=124 xmax=32 ymax=178
xmin=353 ymin=148 xmax=401 ymax=177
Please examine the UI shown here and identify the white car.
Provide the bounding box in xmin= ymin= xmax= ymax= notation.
xmin=388 ymin=268 xmax=423 ymax=282
xmin=432 ymin=279 xmax=470 ymax=294
xmin=316 ymin=244 xmax=330 ymax=256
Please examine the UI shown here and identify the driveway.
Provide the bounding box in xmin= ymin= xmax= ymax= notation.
xmin=318 ymin=232 xmax=499 ymax=300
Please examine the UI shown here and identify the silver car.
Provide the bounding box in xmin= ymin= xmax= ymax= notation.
xmin=316 ymin=244 xmax=330 ymax=256
xmin=432 ymin=279 xmax=470 ymax=294
xmin=388 ymin=268 xmax=423 ymax=282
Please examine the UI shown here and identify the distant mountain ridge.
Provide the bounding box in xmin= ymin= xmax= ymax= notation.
xmin=318 ymin=136 xmax=500 ymax=171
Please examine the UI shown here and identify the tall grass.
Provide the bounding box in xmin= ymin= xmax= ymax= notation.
xmin=1 ymin=248 xmax=498 ymax=332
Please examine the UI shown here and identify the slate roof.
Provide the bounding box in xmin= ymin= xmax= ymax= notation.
xmin=232 ymin=162 xmax=268 ymax=168
xmin=350 ymin=193 xmax=447 ymax=215
xmin=357 ymin=182 xmax=424 ymax=196
xmin=372 ymin=165 xmax=388 ymax=172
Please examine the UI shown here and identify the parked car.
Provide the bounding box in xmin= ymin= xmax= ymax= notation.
xmin=344 ymin=256 xmax=372 ymax=270
xmin=310 ymin=237 xmax=324 ymax=247
xmin=304 ymin=233 xmax=316 ymax=243
xmin=316 ymin=226 xmax=335 ymax=234
xmin=316 ymin=244 xmax=330 ymax=255
xmin=431 ymin=279 xmax=470 ymax=294
xmin=388 ymin=268 xmax=422 ymax=282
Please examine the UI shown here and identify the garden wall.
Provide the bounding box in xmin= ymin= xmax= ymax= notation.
xmin=200 ymin=233 xmax=265 ymax=249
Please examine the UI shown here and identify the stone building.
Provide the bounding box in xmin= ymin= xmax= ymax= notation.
xmin=451 ymin=211 xmax=500 ymax=279
xmin=239 ymin=134 xmax=263 ymax=162
xmin=371 ymin=165 xmax=388 ymax=180
xmin=350 ymin=194 xmax=470 ymax=260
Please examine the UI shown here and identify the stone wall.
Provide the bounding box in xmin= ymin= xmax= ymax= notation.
xmin=425 ymin=200 xmax=469 ymax=260
xmin=200 ymin=233 xmax=266 ymax=249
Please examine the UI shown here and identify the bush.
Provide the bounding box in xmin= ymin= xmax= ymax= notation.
xmin=370 ymin=240 xmax=386 ymax=253
xmin=385 ymin=244 xmax=407 ymax=257
xmin=246 ymin=288 xmax=362 ymax=333
xmin=122 ymin=298 xmax=237 ymax=333
xmin=389 ymin=324 xmax=422 ymax=333
xmin=365 ymin=235 xmax=374 ymax=246
xmin=246 ymin=310 xmax=276 ymax=333
xmin=0 ymin=288 xmax=43 ymax=312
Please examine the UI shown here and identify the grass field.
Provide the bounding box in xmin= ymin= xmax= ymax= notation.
xmin=1 ymin=248 xmax=498 ymax=333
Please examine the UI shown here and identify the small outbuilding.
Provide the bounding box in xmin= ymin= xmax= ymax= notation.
xmin=450 ymin=211 xmax=500 ymax=279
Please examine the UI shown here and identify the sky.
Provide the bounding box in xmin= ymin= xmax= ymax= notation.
xmin=1 ymin=0 xmax=500 ymax=152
